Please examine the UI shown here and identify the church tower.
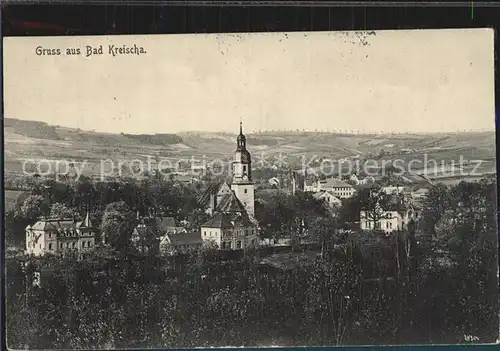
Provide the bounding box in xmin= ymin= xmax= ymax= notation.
xmin=231 ymin=122 xmax=255 ymax=217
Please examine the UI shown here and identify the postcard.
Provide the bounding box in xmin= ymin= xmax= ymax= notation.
xmin=3 ymin=29 xmax=498 ymax=348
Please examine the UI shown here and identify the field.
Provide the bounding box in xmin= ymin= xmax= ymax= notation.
xmin=4 ymin=118 xmax=496 ymax=184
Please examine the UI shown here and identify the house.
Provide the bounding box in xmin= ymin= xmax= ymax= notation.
xmin=201 ymin=212 xmax=259 ymax=250
xmin=198 ymin=122 xmax=259 ymax=250
xmin=305 ymin=177 xmax=355 ymax=199
xmin=313 ymin=191 xmax=342 ymax=210
xmin=160 ymin=231 xmax=203 ymax=255
xmin=25 ymin=213 xmax=96 ymax=256
xmin=360 ymin=195 xmax=416 ymax=234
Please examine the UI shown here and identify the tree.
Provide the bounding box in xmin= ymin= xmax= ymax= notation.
xmin=49 ymin=202 xmax=79 ymax=219
xmin=421 ymin=183 xmax=450 ymax=235
xmin=359 ymin=185 xmax=392 ymax=231
xmin=16 ymin=195 xmax=49 ymax=222
xmin=308 ymin=216 xmax=338 ymax=258
xmin=100 ymin=201 xmax=136 ymax=252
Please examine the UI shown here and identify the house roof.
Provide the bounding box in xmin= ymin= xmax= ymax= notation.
xmin=31 ymin=218 xmax=78 ymax=231
xmin=319 ymin=178 xmax=353 ymax=188
xmin=201 ymin=212 xmax=254 ymax=229
xmin=201 ymin=212 xmax=234 ymax=229
xmin=165 ymin=231 xmax=203 ymax=246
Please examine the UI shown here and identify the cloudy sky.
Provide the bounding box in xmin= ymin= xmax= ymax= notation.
xmin=3 ymin=28 xmax=495 ymax=134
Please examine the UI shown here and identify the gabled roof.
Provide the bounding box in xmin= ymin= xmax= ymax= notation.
xmin=201 ymin=212 xmax=234 ymax=229
xmin=201 ymin=212 xmax=255 ymax=229
xmin=216 ymin=192 xmax=246 ymax=213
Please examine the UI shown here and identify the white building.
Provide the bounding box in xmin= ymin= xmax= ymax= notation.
xmin=360 ymin=196 xmax=416 ymax=234
xmin=305 ymin=178 xmax=355 ymax=199
xmin=25 ymin=213 xmax=96 ymax=256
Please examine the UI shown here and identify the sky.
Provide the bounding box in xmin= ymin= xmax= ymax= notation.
xmin=3 ymin=28 xmax=495 ymax=134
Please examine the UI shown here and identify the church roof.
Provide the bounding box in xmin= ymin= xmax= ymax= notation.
xmin=215 ymin=192 xmax=246 ymax=213
xmin=198 ymin=181 xmax=224 ymax=207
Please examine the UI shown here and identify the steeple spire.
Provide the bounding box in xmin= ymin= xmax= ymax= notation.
xmin=236 ymin=119 xmax=246 ymax=150
xmin=83 ymin=210 xmax=91 ymax=228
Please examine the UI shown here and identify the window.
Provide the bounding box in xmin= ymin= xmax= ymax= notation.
xmin=82 ymin=241 xmax=86 ymax=248
xmin=60 ymin=243 xmax=63 ymax=249
xmin=48 ymin=233 xmax=51 ymax=239
xmin=72 ymin=242 xmax=76 ymax=248
xmin=243 ymin=165 xmax=246 ymax=172
xmin=39 ymin=244 xmax=41 ymax=249
xmin=204 ymin=231 xmax=206 ymax=236
xmin=49 ymin=243 xmax=53 ymax=250
xmin=244 ymin=189 xmax=247 ymax=194
xmin=236 ymin=241 xmax=242 ymax=249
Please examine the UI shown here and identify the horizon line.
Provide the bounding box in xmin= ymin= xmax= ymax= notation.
xmin=4 ymin=117 xmax=496 ymax=136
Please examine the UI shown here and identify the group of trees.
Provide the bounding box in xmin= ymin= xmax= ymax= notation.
xmin=5 ymin=176 xmax=204 ymax=248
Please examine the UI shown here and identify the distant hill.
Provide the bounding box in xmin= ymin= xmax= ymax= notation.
xmin=4 ymin=118 xmax=183 ymax=146
xmin=3 ymin=118 xmax=496 ymax=179
xmin=5 ymin=118 xmax=61 ymax=140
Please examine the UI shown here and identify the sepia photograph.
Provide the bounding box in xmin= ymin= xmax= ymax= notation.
xmin=3 ymin=28 xmax=499 ymax=348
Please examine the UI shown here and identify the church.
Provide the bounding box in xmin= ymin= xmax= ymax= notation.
xmin=197 ymin=122 xmax=259 ymax=250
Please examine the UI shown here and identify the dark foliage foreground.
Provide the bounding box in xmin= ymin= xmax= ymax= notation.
xmin=6 ymin=231 xmax=498 ymax=348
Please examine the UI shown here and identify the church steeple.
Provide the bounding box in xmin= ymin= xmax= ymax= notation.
xmin=237 ymin=121 xmax=246 ymax=151
xmin=231 ymin=121 xmax=255 ymax=217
